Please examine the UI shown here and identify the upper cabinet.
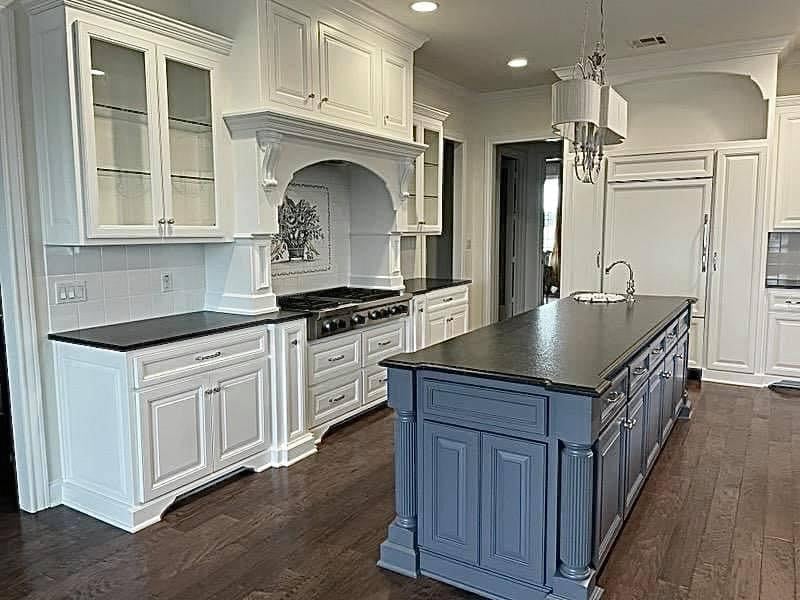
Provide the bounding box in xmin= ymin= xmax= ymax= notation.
xmin=397 ymin=102 xmax=449 ymax=235
xmin=264 ymin=0 xmax=420 ymax=140
xmin=771 ymin=96 xmax=800 ymax=230
xmin=27 ymin=0 xmax=233 ymax=245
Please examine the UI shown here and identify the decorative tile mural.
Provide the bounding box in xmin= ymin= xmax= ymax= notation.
xmin=271 ymin=183 xmax=332 ymax=275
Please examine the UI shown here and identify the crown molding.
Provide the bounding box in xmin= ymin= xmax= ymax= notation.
xmin=23 ymin=0 xmax=233 ymax=55
xmin=224 ymin=109 xmax=426 ymax=160
xmin=414 ymin=66 xmax=474 ymax=98
xmin=413 ymin=101 xmax=450 ymax=122
xmin=325 ymin=0 xmax=428 ymax=51
xmin=776 ymin=95 xmax=800 ymax=108
xmin=475 ymin=83 xmax=552 ymax=104
xmin=554 ymin=35 xmax=792 ymax=81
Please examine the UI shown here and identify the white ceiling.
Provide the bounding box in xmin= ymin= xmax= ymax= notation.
xmin=363 ymin=0 xmax=800 ymax=91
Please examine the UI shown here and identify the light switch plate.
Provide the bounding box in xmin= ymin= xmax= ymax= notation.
xmin=55 ymin=281 xmax=88 ymax=304
xmin=160 ymin=271 xmax=173 ymax=293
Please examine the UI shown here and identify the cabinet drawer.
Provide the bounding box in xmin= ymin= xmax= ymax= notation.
xmin=768 ymin=291 xmax=800 ymax=312
xmin=421 ymin=377 xmax=547 ymax=438
xmin=600 ymin=370 xmax=629 ymax=428
xmin=426 ymin=285 xmax=469 ymax=311
xmin=363 ymin=365 xmax=388 ymax=405
xmin=628 ymin=347 xmax=651 ymax=395
xmin=647 ymin=332 xmax=667 ymax=368
xmin=607 ymin=150 xmax=714 ymax=182
xmin=309 ymin=372 xmax=362 ymax=427
xmin=363 ymin=321 xmax=406 ymax=366
xmin=131 ymin=328 xmax=268 ymax=389
xmin=678 ymin=309 xmax=690 ymax=337
xmin=663 ymin=320 xmax=681 ymax=352
xmin=307 ymin=332 xmax=362 ymax=385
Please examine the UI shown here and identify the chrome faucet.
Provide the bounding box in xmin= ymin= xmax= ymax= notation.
xmin=605 ymin=260 xmax=636 ymax=302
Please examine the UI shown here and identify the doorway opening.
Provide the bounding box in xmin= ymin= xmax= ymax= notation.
xmin=494 ymin=141 xmax=563 ymax=321
xmin=0 ymin=296 xmax=17 ymax=511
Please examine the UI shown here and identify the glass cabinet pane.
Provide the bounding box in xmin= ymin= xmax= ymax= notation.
xmin=164 ymin=59 xmax=216 ymax=227
xmin=90 ymin=38 xmax=154 ymax=227
xmin=423 ymin=128 xmax=440 ymax=227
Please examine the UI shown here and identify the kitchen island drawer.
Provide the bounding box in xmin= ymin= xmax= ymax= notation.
xmin=363 ymin=321 xmax=406 ymax=366
xmin=309 ymin=372 xmax=362 ymax=427
xmin=421 ymin=375 xmax=547 ymax=438
xmin=600 ymin=369 xmax=629 ymax=427
xmin=131 ymin=328 xmax=268 ymax=389
xmin=628 ymin=348 xmax=651 ymax=394
xmin=307 ymin=332 xmax=362 ymax=385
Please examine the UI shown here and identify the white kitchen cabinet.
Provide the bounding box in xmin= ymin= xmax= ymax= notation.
xmin=266 ymin=1 xmax=316 ymax=111
xmin=688 ymin=317 xmax=705 ymax=369
xmin=447 ymin=303 xmax=469 ymax=338
xmin=766 ymin=312 xmax=800 ymax=377
xmin=771 ymin=97 xmax=800 ymax=229
xmin=560 ymin=155 xmax=605 ymax=296
xmin=705 ymin=146 xmax=767 ymax=374
xmin=263 ymin=0 xmax=418 ymax=140
xmin=407 ymin=285 xmax=471 ymax=351
xmin=28 ymin=1 xmax=231 ymax=245
xmin=138 ymin=375 xmax=213 ymax=502
xmin=212 ymin=360 xmax=270 ymax=470
xmin=425 ymin=306 xmax=448 ymax=347
xmin=603 ymin=178 xmax=712 ymax=317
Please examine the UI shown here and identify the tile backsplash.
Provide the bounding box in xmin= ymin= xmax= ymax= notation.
xmin=44 ymin=245 xmax=206 ymax=332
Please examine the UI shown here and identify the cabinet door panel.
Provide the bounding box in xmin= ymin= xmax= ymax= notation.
xmin=381 ymin=50 xmax=410 ymax=135
xmin=138 ymin=376 xmax=212 ymax=501
xmin=212 ymin=359 xmax=269 ymax=470
xmin=673 ymin=337 xmax=688 ymax=418
xmin=447 ymin=304 xmax=469 ymax=340
xmin=644 ymin=372 xmax=662 ymax=473
xmin=766 ymin=314 xmax=800 ymax=376
xmin=318 ymin=22 xmax=378 ymax=126
xmin=74 ymin=22 xmax=163 ymax=238
xmin=594 ymin=415 xmax=624 ymax=566
xmin=604 ymin=179 xmax=711 ymax=316
xmin=480 ymin=434 xmax=546 ymax=584
xmin=659 ymin=353 xmax=676 ymax=441
xmin=773 ymin=108 xmax=800 ymax=229
xmin=421 ymin=422 xmax=480 ymax=565
xmin=426 ymin=307 xmax=448 ymax=347
xmin=268 ymin=1 xmax=315 ymax=111
xmin=623 ymin=389 xmax=646 ymax=515
xmin=706 ymin=148 xmax=765 ymax=373
xmin=157 ymin=50 xmax=222 ymax=238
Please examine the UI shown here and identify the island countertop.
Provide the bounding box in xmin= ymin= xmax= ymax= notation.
xmin=381 ymin=294 xmax=691 ymax=395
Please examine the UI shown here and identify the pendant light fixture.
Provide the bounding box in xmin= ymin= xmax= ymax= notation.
xmin=551 ymin=0 xmax=627 ymax=184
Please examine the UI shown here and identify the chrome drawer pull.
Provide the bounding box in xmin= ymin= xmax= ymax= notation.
xmin=379 ymin=378 xmax=388 ymax=384
xmin=675 ymin=354 xmax=684 ymax=360
xmin=195 ymin=351 xmax=222 ymax=362
xmin=624 ymin=418 xmax=638 ymax=430
xmin=785 ymin=299 xmax=800 ymax=305
xmin=661 ymin=371 xmax=672 ymax=379
xmin=328 ymin=394 xmax=346 ymax=404
xmin=377 ymin=340 xmax=392 ymax=347
xmin=632 ymin=366 xmax=648 ymax=377
xmin=442 ymin=297 xmax=454 ymax=303
xmin=606 ymin=391 xmax=625 ymax=405
xmin=328 ymin=354 xmax=346 ymax=363
xmin=666 ymin=333 xmax=676 ymax=340
xmin=651 ymin=348 xmax=664 ymax=356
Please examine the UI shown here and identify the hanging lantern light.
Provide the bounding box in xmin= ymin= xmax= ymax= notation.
xmin=551 ymin=0 xmax=628 ymax=184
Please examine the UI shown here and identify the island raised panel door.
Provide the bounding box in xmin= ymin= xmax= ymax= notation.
xmin=773 ymin=105 xmax=800 ymax=229
xmin=421 ymin=422 xmax=480 ymax=565
xmin=594 ymin=414 xmax=624 ymax=566
xmin=267 ymin=1 xmax=316 ymax=112
xmin=317 ymin=22 xmax=379 ymax=127
xmin=211 ymin=359 xmax=269 ymax=470
xmin=138 ymin=375 xmax=213 ymax=502
xmin=380 ymin=50 xmax=410 ymax=136
xmin=623 ymin=388 xmax=646 ymax=516
xmin=672 ymin=337 xmax=688 ymax=418
xmin=479 ymin=434 xmax=546 ymax=584
xmin=644 ymin=371 xmax=662 ymax=473
xmin=425 ymin=306 xmax=448 ymax=347
xmin=659 ymin=352 xmax=676 ymax=441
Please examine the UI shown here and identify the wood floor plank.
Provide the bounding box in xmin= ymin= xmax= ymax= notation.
xmin=760 ymin=536 xmax=795 ymax=600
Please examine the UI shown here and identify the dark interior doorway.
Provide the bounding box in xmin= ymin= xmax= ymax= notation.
xmin=426 ymin=139 xmax=456 ymax=279
xmin=0 ymin=295 xmax=18 ymax=510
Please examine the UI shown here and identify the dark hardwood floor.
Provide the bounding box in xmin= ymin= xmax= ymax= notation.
xmin=1 ymin=382 xmax=797 ymax=600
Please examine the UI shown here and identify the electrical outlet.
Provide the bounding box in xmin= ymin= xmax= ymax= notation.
xmin=160 ymin=272 xmax=173 ymax=293
xmin=55 ymin=281 xmax=88 ymax=305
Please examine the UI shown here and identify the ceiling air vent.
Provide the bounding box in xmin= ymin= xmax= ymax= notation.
xmin=628 ymin=34 xmax=668 ymax=49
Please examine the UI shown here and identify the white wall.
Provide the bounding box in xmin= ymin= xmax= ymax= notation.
xmin=779 ymin=49 xmax=800 ymax=96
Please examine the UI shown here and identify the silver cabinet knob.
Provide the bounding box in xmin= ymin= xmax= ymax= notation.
xmin=661 ymin=372 xmax=672 ymax=379
xmin=167 ymin=218 xmax=175 ymax=225
xmin=158 ymin=218 xmax=166 ymax=225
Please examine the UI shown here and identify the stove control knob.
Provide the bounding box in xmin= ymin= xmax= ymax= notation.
xmin=389 ymin=306 xmax=400 ymax=315
xmin=397 ymin=305 xmax=408 ymax=314
xmin=322 ymin=320 xmax=336 ymax=333
xmin=352 ymin=314 xmax=366 ymax=325
xmin=380 ymin=308 xmax=390 ymax=318
xmin=337 ymin=319 xmax=347 ymax=329
xmin=369 ymin=310 xmax=380 ymax=320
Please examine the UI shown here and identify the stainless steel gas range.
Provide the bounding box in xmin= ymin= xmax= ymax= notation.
xmin=276 ymin=287 xmax=411 ymax=341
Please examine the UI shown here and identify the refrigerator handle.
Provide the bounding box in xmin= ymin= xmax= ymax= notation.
xmin=701 ymin=213 xmax=710 ymax=273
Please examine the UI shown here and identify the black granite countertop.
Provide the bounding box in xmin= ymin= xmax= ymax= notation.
xmin=403 ymin=278 xmax=472 ymax=295
xmin=766 ymin=277 xmax=800 ymax=289
xmin=48 ymin=310 xmax=310 ymax=352
xmin=381 ymin=295 xmax=691 ymax=395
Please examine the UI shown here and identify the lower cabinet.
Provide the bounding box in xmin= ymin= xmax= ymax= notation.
xmin=420 ymin=422 xmax=546 ymax=584
xmin=409 ymin=285 xmax=471 ymax=351
xmin=672 ymin=336 xmax=688 ymax=419
xmin=765 ymin=312 xmax=800 ymax=377
xmin=644 ymin=372 xmax=662 ymax=473
xmin=659 ymin=352 xmax=676 ymax=441
xmin=622 ymin=386 xmax=646 ymax=516
xmin=593 ymin=413 xmax=624 ymax=566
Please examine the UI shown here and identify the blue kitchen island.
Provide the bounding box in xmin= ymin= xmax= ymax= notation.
xmin=378 ymin=295 xmax=692 ymax=600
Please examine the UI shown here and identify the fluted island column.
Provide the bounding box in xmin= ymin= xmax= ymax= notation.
xmin=378 ymin=369 xmax=419 ymax=577
xmin=559 ymin=442 xmax=594 ymax=580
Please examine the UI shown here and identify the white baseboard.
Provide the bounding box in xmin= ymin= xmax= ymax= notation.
xmin=48 ymin=479 xmax=63 ymax=507
xmin=701 ymin=369 xmax=800 ymax=388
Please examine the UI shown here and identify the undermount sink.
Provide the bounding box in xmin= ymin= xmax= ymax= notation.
xmin=572 ymin=292 xmax=628 ymax=303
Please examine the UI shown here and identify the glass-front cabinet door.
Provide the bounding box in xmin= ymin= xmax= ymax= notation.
xmin=421 ymin=126 xmax=442 ymax=232
xmin=75 ymin=23 xmax=164 ymax=238
xmin=158 ymin=51 xmax=220 ymax=237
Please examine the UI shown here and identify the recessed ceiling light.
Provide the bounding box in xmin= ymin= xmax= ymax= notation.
xmin=410 ymin=1 xmax=438 ymax=13
xmin=507 ymin=57 xmax=528 ymax=68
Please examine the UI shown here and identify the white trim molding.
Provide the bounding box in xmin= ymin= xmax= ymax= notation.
xmin=0 ymin=2 xmax=51 ymax=512
xmin=412 ymin=101 xmax=450 ymax=123
xmin=23 ymin=0 xmax=233 ymax=55
xmin=327 ymin=0 xmax=428 ymax=51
